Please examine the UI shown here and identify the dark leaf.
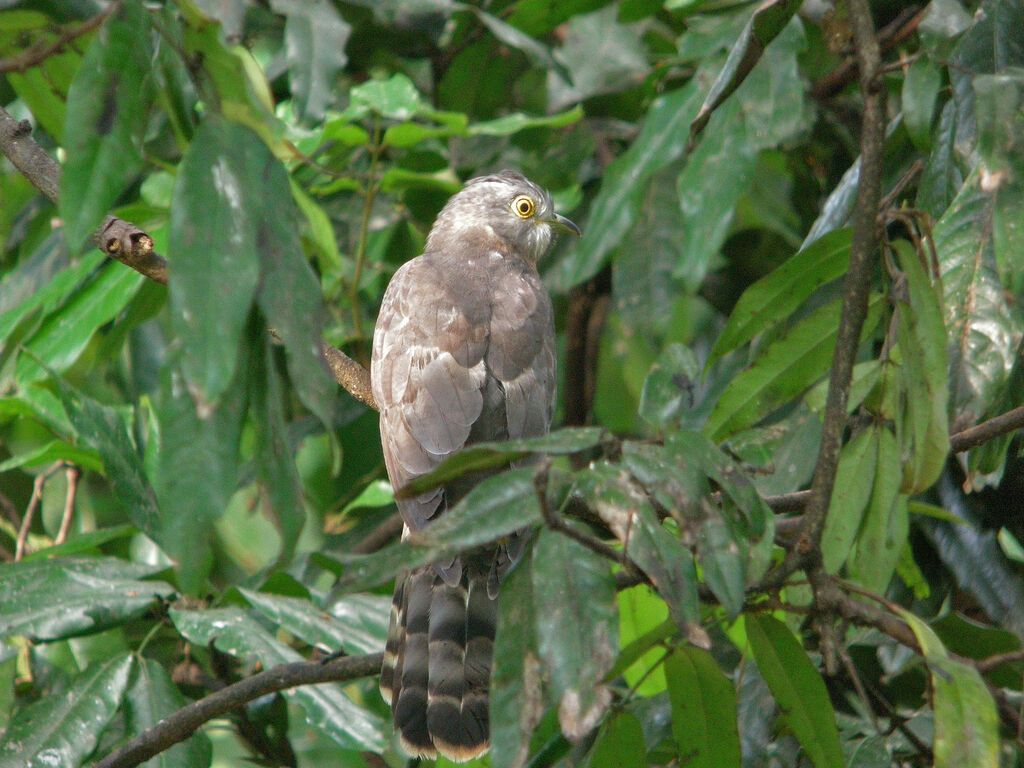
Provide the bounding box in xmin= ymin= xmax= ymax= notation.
xmin=665 ymin=647 xmax=741 ymax=768
xmin=125 ymin=658 xmax=212 ymax=768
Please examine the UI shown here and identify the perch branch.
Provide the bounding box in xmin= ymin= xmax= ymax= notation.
xmin=94 ymin=652 xmax=383 ymax=768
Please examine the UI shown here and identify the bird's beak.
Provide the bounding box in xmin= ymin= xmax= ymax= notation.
xmin=551 ymin=213 xmax=581 ymax=237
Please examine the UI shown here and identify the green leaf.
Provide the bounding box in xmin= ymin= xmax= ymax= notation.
xmin=665 ymin=647 xmax=741 ymax=768
xmin=892 ymin=240 xmax=949 ymax=493
xmin=491 ymin=552 xmax=543 ymax=768
xmin=14 ymin=261 xmax=145 ymax=384
xmin=125 ymin=657 xmax=212 ymax=768
xmin=168 ymin=117 xmax=264 ymax=407
xmin=398 ymin=427 xmax=603 ymax=497
xmin=152 ymin=324 xmax=253 ymax=594
xmin=170 ymin=606 xmax=385 ymax=751
xmin=0 ymin=439 xmax=102 ymax=474
xmin=458 ymin=4 xmax=570 ymax=83
xmin=902 ymin=56 xmax=941 ymax=150
xmin=349 ymin=72 xmax=423 ymax=120
xmin=270 ymin=0 xmax=351 ymax=121
xmin=848 ymin=427 xmax=907 ymax=595
xmin=0 ymin=653 xmax=133 ymax=768
xmin=588 ymin=711 xmax=648 ymax=768
xmin=19 ymin=524 xmax=135 ymax=562
xmin=708 ymin=229 xmax=852 ymax=366
xmin=917 ymin=101 xmax=964 ymax=217
xmin=51 ymin=373 xmax=162 ymax=541
xmin=580 ymin=458 xmax=702 ymax=634
xmin=820 ymin=427 xmax=878 ymax=573
xmin=933 ymin=167 xmax=1018 ymax=420
xmin=333 ymin=469 xmax=540 ymax=591
xmin=705 ymin=292 xmax=884 ymax=441
xmin=745 ymin=614 xmax=844 ymax=768
xmin=689 ymin=0 xmax=802 ymax=138
xmin=60 ymin=1 xmax=153 ymax=252
xmin=0 ymin=557 xmax=172 ymax=641
xmin=240 ymin=588 xmax=388 ymax=655
xmin=697 ymin=513 xmax=746 ymax=618
xmin=551 ymin=82 xmax=701 ymax=290
xmin=891 ymin=607 xmax=999 ymax=768
xmin=532 ymin=526 xmax=617 ymax=741
xmin=468 ymin=106 xmax=583 ymax=136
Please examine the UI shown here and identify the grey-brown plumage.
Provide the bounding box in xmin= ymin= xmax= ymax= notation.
xmin=371 ymin=170 xmax=579 ymax=761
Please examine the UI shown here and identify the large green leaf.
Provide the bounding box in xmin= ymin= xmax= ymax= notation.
xmin=820 ymin=426 xmax=878 ymax=573
xmin=745 ymin=614 xmax=844 ymax=768
xmin=168 ymin=117 xmax=264 ymax=407
xmin=708 ymin=229 xmax=852 ymax=366
xmin=665 ymin=647 xmax=741 ymax=768
xmin=532 ymin=526 xmax=617 ymax=742
xmin=170 ymin=606 xmax=385 ymax=751
xmin=588 ymin=711 xmax=648 ymax=768
xmin=240 ymin=588 xmax=388 ymax=656
xmin=0 ymin=557 xmax=172 ymax=641
xmin=892 ymin=241 xmax=949 ymax=493
xmin=0 ymin=653 xmax=133 ymax=768
xmin=491 ymin=549 xmax=543 ymax=768
xmin=705 ymin=292 xmax=884 ymax=442
xmin=551 ymin=82 xmax=701 ymax=290
xmin=59 ymin=1 xmax=153 ymax=252
xmin=125 ymin=657 xmax=212 ymax=768
xmin=931 ymin=168 xmax=1018 ymax=420
xmin=893 ymin=607 xmax=999 ymax=768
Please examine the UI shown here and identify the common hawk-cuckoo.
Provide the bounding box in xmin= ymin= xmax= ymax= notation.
xmin=372 ymin=170 xmax=579 ymax=761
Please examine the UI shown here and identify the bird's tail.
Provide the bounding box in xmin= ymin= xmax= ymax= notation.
xmin=380 ymin=565 xmax=496 ymax=762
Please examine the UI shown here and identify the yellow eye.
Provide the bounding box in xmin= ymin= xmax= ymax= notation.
xmin=511 ymin=195 xmax=535 ymax=219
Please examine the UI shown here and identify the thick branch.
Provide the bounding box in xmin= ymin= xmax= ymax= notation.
xmin=950 ymin=405 xmax=1024 ymax=454
xmin=95 ymin=652 xmax=383 ymax=768
xmin=0 ymin=104 xmax=377 ymax=411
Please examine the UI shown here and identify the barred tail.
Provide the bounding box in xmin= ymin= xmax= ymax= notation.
xmin=380 ymin=567 xmax=496 ymax=762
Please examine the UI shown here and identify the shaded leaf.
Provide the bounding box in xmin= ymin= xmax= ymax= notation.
xmin=708 ymin=229 xmax=852 ymax=366
xmin=745 ymin=614 xmax=844 ymax=768
xmin=588 ymin=711 xmax=647 ymax=768
xmin=820 ymin=426 xmax=877 ymax=573
xmin=126 ymin=657 xmax=212 ymax=768
xmin=532 ymin=526 xmax=617 ymax=742
xmin=665 ymin=647 xmax=741 ymax=768
xmin=271 ymin=0 xmax=350 ymax=121
xmin=60 ymin=2 xmax=153 ymax=251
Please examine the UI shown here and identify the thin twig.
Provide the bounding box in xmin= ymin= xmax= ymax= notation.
xmin=0 ymin=3 xmax=120 ymax=74
xmin=15 ymin=462 xmax=64 ymax=560
xmin=95 ymin=652 xmax=384 ymax=768
xmin=55 ymin=464 xmax=81 ymax=545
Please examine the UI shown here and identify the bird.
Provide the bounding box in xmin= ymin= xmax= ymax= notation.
xmin=371 ymin=169 xmax=580 ymax=761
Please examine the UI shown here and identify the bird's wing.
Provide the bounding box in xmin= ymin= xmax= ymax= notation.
xmin=371 ymin=256 xmax=489 ymax=532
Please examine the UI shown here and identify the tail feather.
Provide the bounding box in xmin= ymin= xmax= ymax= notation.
xmin=381 ymin=566 xmax=495 ymax=762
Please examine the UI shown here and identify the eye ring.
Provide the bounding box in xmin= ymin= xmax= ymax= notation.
xmin=511 ymin=195 xmax=535 ymax=219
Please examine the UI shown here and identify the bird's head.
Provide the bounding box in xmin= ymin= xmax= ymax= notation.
xmin=427 ymin=169 xmax=581 ymax=264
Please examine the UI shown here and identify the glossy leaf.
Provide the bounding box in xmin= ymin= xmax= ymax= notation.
xmin=491 ymin=551 xmax=543 ymax=768
xmin=60 ymin=2 xmax=153 ymax=251
xmin=532 ymin=526 xmax=617 ymax=742
xmin=665 ymin=647 xmax=741 ymax=768
xmin=0 ymin=654 xmax=133 ymax=768
xmin=0 ymin=557 xmax=172 ymax=641
xmin=745 ymin=614 xmax=844 ymax=768
xmin=170 ymin=606 xmax=386 ymax=751
xmin=240 ymin=588 xmax=388 ymax=655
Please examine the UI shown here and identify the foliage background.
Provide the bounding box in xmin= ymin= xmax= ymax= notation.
xmin=1 ymin=1 xmax=1024 ymax=767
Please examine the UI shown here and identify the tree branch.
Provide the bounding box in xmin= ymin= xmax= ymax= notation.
xmin=0 ymin=104 xmax=377 ymax=411
xmin=0 ymin=4 xmax=119 ymax=74
xmin=784 ymin=0 xmax=884 ymax=577
xmin=94 ymin=652 xmax=383 ymax=768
